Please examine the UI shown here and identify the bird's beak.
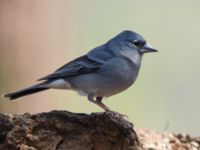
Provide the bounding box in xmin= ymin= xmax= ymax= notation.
xmin=140 ymin=43 xmax=158 ymax=53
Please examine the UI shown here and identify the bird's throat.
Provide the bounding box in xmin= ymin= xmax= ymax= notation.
xmin=120 ymin=50 xmax=142 ymax=67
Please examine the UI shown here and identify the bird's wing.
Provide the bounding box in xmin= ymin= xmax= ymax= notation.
xmin=87 ymin=44 xmax=115 ymax=63
xmin=37 ymin=55 xmax=103 ymax=81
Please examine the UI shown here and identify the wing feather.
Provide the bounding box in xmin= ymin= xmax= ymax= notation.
xmin=37 ymin=55 xmax=102 ymax=81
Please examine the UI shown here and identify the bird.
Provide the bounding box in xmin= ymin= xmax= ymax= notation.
xmin=2 ymin=30 xmax=157 ymax=111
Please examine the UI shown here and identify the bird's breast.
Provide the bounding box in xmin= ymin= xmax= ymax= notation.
xmin=95 ymin=57 xmax=140 ymax=96
xmin=66 ymin=57 xmax=140 ymax=97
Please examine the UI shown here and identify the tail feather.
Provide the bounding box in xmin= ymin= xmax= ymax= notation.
xmin=2 ymin=84 xmax=49 ymax=100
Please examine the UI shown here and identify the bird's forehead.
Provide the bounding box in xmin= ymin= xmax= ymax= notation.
xmin=119 ymin=30 xmax=145 ymax=41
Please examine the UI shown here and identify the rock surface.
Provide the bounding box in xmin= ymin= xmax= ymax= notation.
xmin=0 ymin=110 xmax=199 ymax=150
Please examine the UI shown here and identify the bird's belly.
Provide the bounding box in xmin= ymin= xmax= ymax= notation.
xmin=68 ymin=68 xmax=139 ymax=97
xmin=95 ymin=62 xmax=139 ymax=96
xmin=67 ymin=57 xmax=140 ymax=97
xmin=95 ymin=74 xmax=136 ymax=97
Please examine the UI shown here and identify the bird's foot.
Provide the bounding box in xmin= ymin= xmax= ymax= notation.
xmin=88 ymin=95 xmax=110 ymax=111
xmin=104 ymin=110 xmax=129 ymax=120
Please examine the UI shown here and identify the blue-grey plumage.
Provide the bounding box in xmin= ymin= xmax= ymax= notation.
xmin=67 ymin=57 xmax=139 ymax=97
xmin=2 ymin=30 xmax=157 ymax=111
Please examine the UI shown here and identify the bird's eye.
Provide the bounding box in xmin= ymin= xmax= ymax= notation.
xmin=132 ymin=40 xmax=140 ymax=46
xmin=130 ymin=40 xmax=145 ymax=47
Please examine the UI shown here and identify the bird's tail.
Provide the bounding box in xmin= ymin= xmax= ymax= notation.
xmin=2 ymin=82 xmax=49 ymax=100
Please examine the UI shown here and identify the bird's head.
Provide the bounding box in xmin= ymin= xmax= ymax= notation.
xmin=116 ymin=30 xmax=158 ymax=54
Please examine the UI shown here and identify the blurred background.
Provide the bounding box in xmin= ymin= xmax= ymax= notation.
xmin=0 ymin=0 xmax=200 ymax=136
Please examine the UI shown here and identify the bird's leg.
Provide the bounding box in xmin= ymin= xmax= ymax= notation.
xmin=87 ymin=95 xmax=110 ymax=111
xmin=96 ymin=97 xmax=128 ymax=118
xmin=96 ymin=97 xmax=110 ymax=111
